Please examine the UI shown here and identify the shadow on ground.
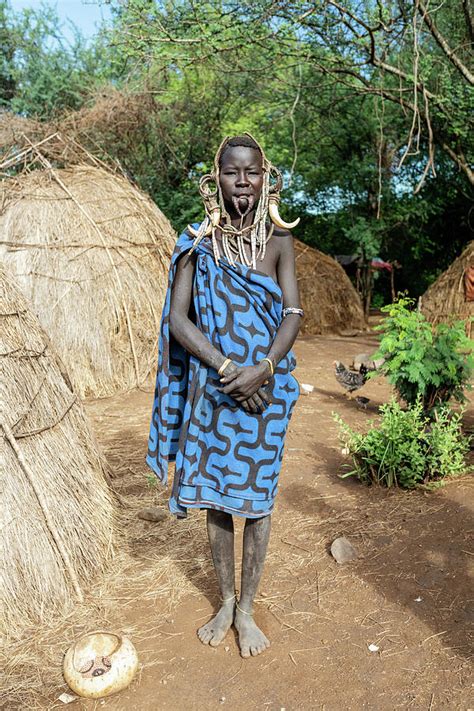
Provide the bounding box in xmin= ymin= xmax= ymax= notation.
xmin=283 ymin=473 xmax=474 ymax=661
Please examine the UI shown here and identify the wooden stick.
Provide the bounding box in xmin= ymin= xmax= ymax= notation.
xmin=0 ymin=132 xmax=60 ymax=171
xmin=14 ymin=395 xmax=77 ymax=438
xmin=2 ymin=417 xmax=84 ymax=602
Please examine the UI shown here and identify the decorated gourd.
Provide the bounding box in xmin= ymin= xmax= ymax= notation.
xmin=63 ymin=631 xmax=139 ymax=699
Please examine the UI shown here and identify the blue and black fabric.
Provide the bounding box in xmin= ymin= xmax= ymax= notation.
xmin=146 ymin=226 xmax=300 ymax=518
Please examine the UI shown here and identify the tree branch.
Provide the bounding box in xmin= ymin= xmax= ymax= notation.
xmin=418 ymin=0 xmax=474 ymax=85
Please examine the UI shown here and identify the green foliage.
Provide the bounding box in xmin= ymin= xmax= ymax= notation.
xmin=372 ymin=297 xmax=474 ymax=412
xmin=334 ymin=399 xmax=470 ymax=489
xmin=146 ymin=473 xmax=158 ymax=489
xmin=0 ymin=0 xmax=110 ymax=118
xmin=2 ymin=0 xmax=473 ymax=291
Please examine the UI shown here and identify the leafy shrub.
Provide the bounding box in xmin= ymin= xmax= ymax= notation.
xmin=371 ymin=297 xmax=473 ymax=413
xmin=334 ymin=398 xmax=470 ymax=489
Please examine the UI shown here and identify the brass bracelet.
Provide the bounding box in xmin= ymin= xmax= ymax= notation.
xmin=261 ymin=357 xmax=274 ymax=376
xmin=218 ymin=357 xmax=232 ymax=376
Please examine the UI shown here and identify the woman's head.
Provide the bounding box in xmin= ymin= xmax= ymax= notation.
xmin=217 ymin=136 xmax=264 ymax=219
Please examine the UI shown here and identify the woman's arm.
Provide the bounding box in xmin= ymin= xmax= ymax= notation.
xmin=219 ymin=232 xmax=302 ymax=407
xmin=169 ymin=251 xmax=268 ymax=413
xmin=265 ymin=231 xmax=302 ymax=367
xmin=169 ymin=252 xmax=228 ymax=373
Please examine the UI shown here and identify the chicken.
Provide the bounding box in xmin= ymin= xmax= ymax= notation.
xmin=334 ymin=361 xmax=368 ymax=397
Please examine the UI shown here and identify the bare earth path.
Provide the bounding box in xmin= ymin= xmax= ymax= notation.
xmin=78 ymin=334 xmax=473 ymax=711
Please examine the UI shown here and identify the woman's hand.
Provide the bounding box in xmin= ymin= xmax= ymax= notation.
xmin=218 ymin=361 xmax=271 ymax=413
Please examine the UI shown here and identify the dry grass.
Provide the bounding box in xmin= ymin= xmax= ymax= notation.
xmin=0 ymin=89 xmax=156 ymax=169
xmin=0 ymin=164 xmax=176 ymax=398
xmin=420 ymin=241 xmax=474 ymax=333
xmin=294 ymin=239 xmax=366 ymax=335
xmin=1 ymin=262 xmax=116 ymax=645
xmin=0 ymin=472 xmax=212 ymax=710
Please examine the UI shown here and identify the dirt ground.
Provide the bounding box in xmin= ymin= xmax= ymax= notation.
xmin=49 ymin=333 xmax=473 ymax=710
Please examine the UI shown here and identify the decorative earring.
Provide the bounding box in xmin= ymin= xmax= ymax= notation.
xmin=267 ymin=166 xmax=300 ymax=230
xmin=200 ymin=173 xmax=221 ymax=228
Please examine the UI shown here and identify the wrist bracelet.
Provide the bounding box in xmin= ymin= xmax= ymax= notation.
xmin=282 ymin=306 xmax=304 ymax=318
xmin=261 ymin=357 xmax=274 ymax=376
xmin=218 ymin=357 xmax=232 ymax=376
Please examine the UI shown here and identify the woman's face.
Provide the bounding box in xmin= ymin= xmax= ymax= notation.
xmin=219 ymin=146 xmax=264 ymax=219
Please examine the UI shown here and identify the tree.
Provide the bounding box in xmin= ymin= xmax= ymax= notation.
xmin=0 ymin=1 xmax=110 ymax=118
xmin=110 ymin=1 xmax=473 ymax=187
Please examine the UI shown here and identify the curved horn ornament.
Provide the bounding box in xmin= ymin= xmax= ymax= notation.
xmin=187 ymin=221 xmax=212 ymax=239
xmin=187 ymin=224 xmax=200 ymax=238
xmin=268 ymin=197 xmax=300 ymax=230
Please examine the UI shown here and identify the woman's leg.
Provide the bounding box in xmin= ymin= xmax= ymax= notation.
xmin=197 ymin=509 xmax=236 ymax=646
xmin=235 ymin=514 xmax=272 ymax=657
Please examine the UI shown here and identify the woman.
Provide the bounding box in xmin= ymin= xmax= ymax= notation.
xmin=147 ymin=133 xmax=303 ymax=657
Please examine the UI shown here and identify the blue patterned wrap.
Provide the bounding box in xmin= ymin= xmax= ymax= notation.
xmin=146 ymin=227 xmax=300 ymax=518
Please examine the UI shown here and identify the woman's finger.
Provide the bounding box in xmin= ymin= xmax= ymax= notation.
xmin=252 ymin=392 xmax=265 ymax=411
xmin=219 ymin=381 xmax=242 ymax=395
xmin=258 ymin=388 xmax=270 ymax=406
xmin=219 ymin=369 xmax=239 ymax=384
xmin=247 ymin=395 xmax=261 ymax=413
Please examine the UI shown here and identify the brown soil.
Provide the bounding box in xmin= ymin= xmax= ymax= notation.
xmin=58 ymin=334 xmax=474 ymax=709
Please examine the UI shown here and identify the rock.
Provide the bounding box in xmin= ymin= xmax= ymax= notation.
xmin=353 ymin=353 xmax=372 ymax=371
xmin=58 ymin=693 xmax=78 ymax=704
xmin=330 ymin=536 xmax=358 ymax=564
xmin=353 ymin=354 xmax=385 ymax=372
xmin=300 ymin=382 xmax=314 ymax=395
xmin=137 ymin=506 xmax=167 ymax=523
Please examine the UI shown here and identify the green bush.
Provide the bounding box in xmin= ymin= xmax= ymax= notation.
xmin=371 ymin=297 xmax=473 ymax=413
xmin=334 ymin=398 xmax=470 ymax=489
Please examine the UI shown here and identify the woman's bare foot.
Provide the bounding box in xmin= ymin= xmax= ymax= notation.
xmin=234 ymin=606 xmax=270 ymax=658
xmin=197 ymin=599 xmax=235 ymax=647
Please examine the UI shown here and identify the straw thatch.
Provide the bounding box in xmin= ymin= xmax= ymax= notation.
xmin=0 ymin=262 xmax=116 ymax=637
xmin=420 ymin=241 xmax=474 ymax=335
xmin=0 ymin=111 xmax=44 ymax=152
xmin=0 ymin=164 xmax=176 ymax=398
xmin=0 ymin=90 xmax=158 ymax=170
xmin=294 ymin=239 xmax=366 ymax=334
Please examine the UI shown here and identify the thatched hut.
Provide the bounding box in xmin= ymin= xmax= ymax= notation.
xmin=0 ymin=164 xmax=176 ymax=398
xmin=1 ymin=263 xmax=115 ymax=636
xmin=294 ymin=239 xmax=366 ymax=334
xmin=421 ymin=241 xmax=474 ymax=334
xmin=0 ymin=91 xmax=160 ymax=168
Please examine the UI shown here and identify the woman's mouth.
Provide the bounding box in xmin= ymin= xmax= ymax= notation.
xmin=232 ymin=194 xmax=255 ymax=217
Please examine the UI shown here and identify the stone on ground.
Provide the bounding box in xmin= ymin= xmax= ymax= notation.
xmin=330 ymin=536 xmax=358 ymax=563
xmin=137 ymin=506 xmax=167 ymax=522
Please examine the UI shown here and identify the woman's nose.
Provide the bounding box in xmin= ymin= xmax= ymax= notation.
xmin=235 ymin=171 xmax=249 ymax=186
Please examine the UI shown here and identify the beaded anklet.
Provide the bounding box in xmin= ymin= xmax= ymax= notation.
xmin=221 ymin=594 xmax=236 ymax=604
